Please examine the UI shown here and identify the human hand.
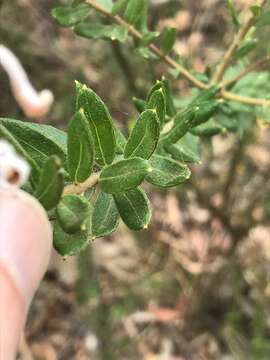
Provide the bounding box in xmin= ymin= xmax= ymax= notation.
xmin=0 ymin=189 xmax=52 ymax=359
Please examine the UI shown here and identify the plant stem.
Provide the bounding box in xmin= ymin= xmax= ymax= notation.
xmin=211 ymin=0 xmax=267 ymax=84
xmin=221 ymin=56 xmax=270 ymax=88
xmin=85 ymin=0 xmax=270 ymax=108
xmin=85 ymin=0 xmax=207 ymax=90
xmin=63 ymin=171 xmax=100 ymax=195
xmin=221 ymin=90 xmax=270 ymax=106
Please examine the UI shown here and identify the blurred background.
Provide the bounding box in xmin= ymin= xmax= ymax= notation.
xmin=1 ymin=0 xmax=270 ymax=359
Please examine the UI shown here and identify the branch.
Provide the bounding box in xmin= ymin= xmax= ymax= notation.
xmin=85 ymin=0 xmax=207 ymax=90
xmin=221 ymin=90 xmax=270 ymax=106
xmin=63 ymin=171 xmax=100 ymax=195
xmin=221 ymin=56 xmax=270 ymax=88
xmin=85 ymin=0 xmax=270 ymax=107
xmin=211 ymin=0 xmax=267 ymax=84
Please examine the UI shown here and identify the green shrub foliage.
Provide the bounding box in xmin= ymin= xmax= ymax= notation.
xmin=1 ymin=0 xmax=270 ymax=256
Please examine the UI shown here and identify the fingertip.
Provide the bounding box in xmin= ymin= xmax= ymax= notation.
xmin=0 ymin=188 xmax=52 ymax=305
xmin=0 ymin=264 xmax=25 ymax=360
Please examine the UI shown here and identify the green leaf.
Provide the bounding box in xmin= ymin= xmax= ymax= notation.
xmin=147 ymin=79 xmax=176 ymax=117
xmin=136 ymin=46 xmax=157 ymax=60
xmin=146 ymin=88 xmax=166 ymax=127
xmin=99 ymin=157 xmax=151 ymax=193
xmin=72 ymin=0 xmax=85 ymax=6
xmin=161 ymin=109 xmax=195 ymax=145
xmin=52 ymin=4 xmax=91 ymax=27
xmin=216 ymin=112 xmax=239 ymax=133
xmin=187 ymin=100 xmax=220 ymax=126
xmin=236 ymin=39 xmax=257 ymax=59
xmin=230 ymin=70 xmax=270 ymax=100
xmin=124 ymin=0 xmax=145 ymax=25
xmin=96 ymin=0 xmax=113 ymax=11
xmin=92 ymin=192 xmax=119 ymax=239
xmin=250 ymin=5 xmax=262 ymax=18
xmin=75 ymin=82 xmax=116 ymax=166
xmin=84 ymin=187 xmax=97 ymax=200
xmin=162 ymin=100 xmax=219 ymax=145
xmin=112 ymin=0 xmax=129 ymax=15
xmin=190 ymin=118 xmax=226 ymax=137
xmin=160 ymin=27 xmax=177 ymax=54
xmin=226 ymin=0 xmax=240 ymax=28
xmin=165 ymin=133 xmax=201 ymax=163
xmin=133 ymin=97 xmax=146 ymax=113
xmin=135 ymin=0 xmax=149 ymax=32
xmin=0 ymin=118 xmax=67 ymax=167
xmin=256 ymin=10 xmax=270 ymax=27
xmin=114 ymin=187 xmax=151 ymax=230
xmin=53 ymin=216 xmax=91 ymax=256
xmin=161 ymin=77 xmax=177 ymax=117
xmin=0 ymin=124 xmax=40 ymax=184
xmin=147 ymin=82 xmax=165 ymax=105
xmin=67 ymin=110 xmax=94 ymax=183
xmin=140 ymin=31 xmax=159 ymax=46
xmin=190 ymin=85 xmax=220 ymax=106
xmin=146 ymin=154 xmax=190 ymax=188
xmin=56 ymin=194 xmax=92 ymax=233
xmin=35 ymin=156 xmax=64 ymax=210
xmin=124 ymin=110 xmax=160 ymax=159
xmin=114 ymin=126 xmax=127 ymax=154
xmin=74 ymin=23 xmax=128 ymax=42
xmin=166 ymin=143 xmax=200 ymax=163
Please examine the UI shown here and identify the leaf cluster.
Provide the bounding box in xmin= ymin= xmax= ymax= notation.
xmin=2 ymin=0 xmax=270 ymax=257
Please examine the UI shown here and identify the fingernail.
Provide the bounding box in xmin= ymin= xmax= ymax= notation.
xmin=0 ymin=189 xmax=52 ymax=305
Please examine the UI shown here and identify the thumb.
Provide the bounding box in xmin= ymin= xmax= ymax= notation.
xmin=0 ymin=189 xmax=52 ymax=359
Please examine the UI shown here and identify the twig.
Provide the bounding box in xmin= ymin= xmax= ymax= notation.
xmin=211 ymin=0 xmax=267 ymax=84
xmin=63 ymin=171 xmax=100 ymax=195
xmin=85 ymin=0 xmax=207 ymax=90
xmin=221 ymin=90 xmax=270 ymax=106
xmin=85 ymin=0 xmax=270 ymax=107
xmin=221 ymin=56 xmax=270 ymax=88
